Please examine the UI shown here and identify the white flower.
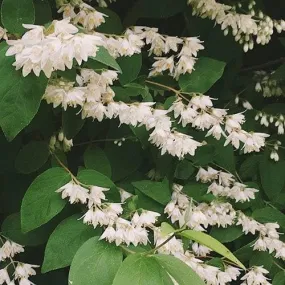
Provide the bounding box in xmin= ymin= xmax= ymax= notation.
xmin=56 ymin=181 xmax=89 ymax=204
xmin=192 ymin=243 xmax=211 ymax=256
xmin=131 ymin=210 xmax=160 ymax=227
xmin=0 ymin=241 xmax=24 ymax=260
xmin=88 ymin=186 xmax=109 ymax=208
xmin=241 ymin=266 xmax=270 ymax=285
xmin=190 ymin=95 xmax=213 ymax=110
xmin=0 ymin=268 xmax=10 ymax=285
xmin=14 ymin=264 xmax=38 ymax=279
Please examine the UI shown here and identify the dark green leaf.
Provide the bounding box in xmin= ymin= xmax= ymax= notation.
xmin=210 ymin=226 xmax=243 ymax=243
xmin=249 ymin=251 xmax=273 ymax=271
xmin=252 ymin=207 xmax=285 ymax=230
xmin=239 ymin=155 xmax=261 ymax=180
xmin=174 ymin=160 xmax=195 ymax=180
xmin=84 ymin=146 xmax=112 ymax=178
xmin=259 ymin=155 xmax=285 ymax=200
xmin=21 ymin=167 xmax=70 ymax=232
xmin=96 ymin=8 xmax=123 ymax=35
xmin=91 ymin=46 xmax=122 ymax=73
xmin=117 ymin=54 xmax=142 ymax=85
xmin=42 ymin=214 xmax=99 ymax=273
xmin=1 ymin=0 xmax=35 ymax=33
xmin=179 ymin=57 xmax=226 ymax=93
xmin=273 ymin=271 xmax=285 ymax=285
xmin=34 ymin=0 xmax=52 ymax=25
xmin=0 ymin=43 xmax=48 ymax=140
xmin=15 ymin=141 xmax=49 ymax=174
xmin=62 ymin=108 xmax=85 ymax=139
xmin=132 ymin=179 xmax=171 ymax=205
xmin=69 ymin=237 xmax=123 ymax=285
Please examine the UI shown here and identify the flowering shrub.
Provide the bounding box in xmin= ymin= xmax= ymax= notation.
xmin=1 ymin=0 xmax=285 ymax=284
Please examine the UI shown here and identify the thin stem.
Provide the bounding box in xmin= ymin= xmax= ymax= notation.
xmin=73 ymin=137 xmax=134 ymax=147
xmin=52 ymin=152 xmax=89 ymax=187
xmin=241 ymin=57 xmax=285 ymax=72
xmin=147 ymin=233 xmax=176 ymax=254
xmin=212 ymin=162 xmax=243 ymax=183
xmin=120 ymin=245 xmax=136 ymax=255
xmin=273 ymin=260 xmax=285 ymax=271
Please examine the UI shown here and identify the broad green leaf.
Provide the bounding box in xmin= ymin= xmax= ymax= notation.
xmin=154 ymin=254 xmax=205 ymax=285
xmin=84 ymin=146 xmax=112 ymax=178
xmin=160 ymin=222 xmax=175 ymax=237
xmin=179 ymin=57 xmax=226 ymax=93
xmin=239 ymin=155 xmax=261 ymax=180
xmin=179 ymin=230 xmax=245 ymax=269
xmin=91 ymin=46 xmax=122 ymax=73
xmin=77 ymin=169 xmax=115 ymax=188
xmin=273 ymin=271 xmax=285 ymax=285
xmin=42 ymin=214 xmax=99 ymax=273
xmin=21 ymin=167 xmax=70 ymax=232
xmin=190 ymin=145 xmax=215 ymax=166
xmin=174 ymin=160 xmax=195 ymax=180
xmin=62 ymin=108 xmax=85 ymax=139
xmin=96 ymin=8 xmax=123 ymax=34
xmin=249 ymin=251 xmax=273 ymax=271
xmin=210 ymin=226 xmax=243 ymax=243
xmin=117 ymin=54 xmax=142 ymax=85
xmin=135 ymin=189 xmax=164 ymax=213
xmin=182 ymin=182 xmax=208 ymax=202
xmin=77 ymin=169 xmax=120 ymax=202
xmin=213 ymin=141 xmax=235 ymax=173
xmin=1 ymin=0 xmax=35 ymax=33
xmin=252 ymin=207 xmax=285 ymax=230
xmin=259 ymin=155 xmax=285 ymax=200
xmin=132 ymin=179 xmax=171 ymax=205
xmin=15 ymin=141 xmax=49 ymax=174
xmin=0 ymin=43 xmax=48 ymax=140
xmin=112 ymin=254 xmax=166 ymax=285
xmin=69 ymin=237 xmax=122 ymax=285
xmin=1 ymin=212 xmax=55 ymax=246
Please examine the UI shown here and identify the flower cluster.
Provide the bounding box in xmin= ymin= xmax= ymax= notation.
xmin=171 ymin=97 xmax=269 ymax=153
xmin=241 ymin=267 xmax=271 ymax=285
xmin=254 ymin=71 xmax=284 ymax=97
xmin=0 ymin=237 xmax=38 ymax=285
xmin=196 ymin=167 xmax=259 ymax=203
xmin=188 ymin=0 xmax=285 ymax=51
xmin=58 ymin=1 xmax=107 ymax=31
xmin=49 ymin=129 xmax=73 ymax=152
xmin=154 ymin=229 xmax=242 ymax=284
xmin=94 ymin=26 xmax=204 ymax=79
xmin=6 ymin=19 xmax=103 ymax=77
xmin=56 ymin=180 xmax=160 ymax=246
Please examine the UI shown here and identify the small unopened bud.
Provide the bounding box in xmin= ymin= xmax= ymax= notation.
xmin=58 ymin=131 xmax=64 ymax=142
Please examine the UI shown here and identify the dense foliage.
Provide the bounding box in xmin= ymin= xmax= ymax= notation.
xmin=1 ymin=0 xmax=285 ymax=284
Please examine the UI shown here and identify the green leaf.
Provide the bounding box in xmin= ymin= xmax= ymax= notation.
xmin=239 ymin=155 xmax=261 ymax=180
xmin=174 ymin=160 xmax=195 ymax=180
xmin=182 ymin=182 xmax=209 ymax=202
xmin=69 ymin=237 xmax=122 ymax=285
xmin=91 ymin=46 xmax=122 ymax=73
xmin=252 ymin=207 xmax=285 ymax=230
xmin=1 ymin=0 xmax=35 ymax=33
xmin=179 ymin=57 xmax=226 ymax=93
xmin=190 ymin=145 xmax=215 ymax=166
xmin=34 ymin=0 xmax=52 ymax=25
xmin=154 ymin=254 xmax=205 ymax=285
xmin=15 ymin=141 xmax=49 ymax=174
xmin=117 ymin=54 xmax=142 ymax=85
xmin=105 ymin=140 xmax=143 ymax=181
xmin=273 ymin=271 xmax=285 ymax=285
xmin=112 ymin=254 xmax=167 ymax=285
xmin=249 ymin=251 xmax=273 ymax=271
xmin=21 ymin=167 xmax=70 ymax=232
xmin=132 ymin=179 xmax=171 ymax=205
xmin=213 ymin=141 xmax=235 ymax=173
xmin=0 ymin=43 xmax=48 ymax=140
xmin=42 ymin=214 xmax=99 ymax=273
xmin=84 ymin=146 xmax=112 ymax=178
xmin=77 ymin=169 xmax=115 ymax=188
xmin=96 ymin=8 xmax=123 ymax=35
xmin=160 ymin=222 xmax=175 ymax=237
xmin=210 ymin=226 xmax=243 ymax=243
xmin=1 ymin=212 xmax=55 ymax=246
xmin=179 ymin=230 xmax=245 ymax=269
xmin=124 ymin=0 xmax=187 ymax=26
xmin=62 ymin=108 xmax=84 ymax=139
xmin=259 ymin=155 xmax=285 ymax=200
